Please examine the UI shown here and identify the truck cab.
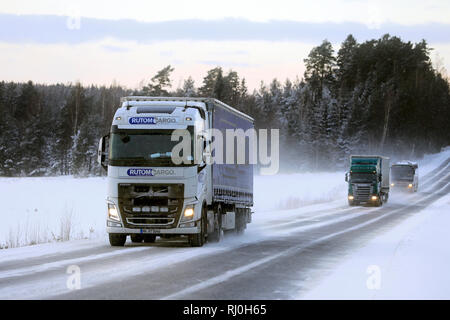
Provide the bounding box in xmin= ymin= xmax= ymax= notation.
xmin=345 ymin=155 xmax=390 ymax=206
xmin=390 ymin=161 xmax=418 ymax=192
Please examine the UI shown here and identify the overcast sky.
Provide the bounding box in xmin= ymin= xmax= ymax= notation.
xmin=1 ymin=0 xmax=449 ymax=90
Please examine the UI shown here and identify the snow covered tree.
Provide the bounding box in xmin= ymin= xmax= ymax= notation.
xmin=179 ymin=76 xmax=196 ymax=97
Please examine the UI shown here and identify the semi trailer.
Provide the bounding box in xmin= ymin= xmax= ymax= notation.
xmin=345 ymin=155 xmax=390 ymax=206
xmin=98 ymin=97 xmax=254 ymax=247
xmin=390 ymin=161 xmax=419 ymax=192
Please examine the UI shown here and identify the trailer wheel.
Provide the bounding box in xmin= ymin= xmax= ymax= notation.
xmin=130 ymin=234 xmax=144 ymax=243
xmin=189 ymin=205 xmax=206 ymax=247
xmin=236 ymin=209 xmax=247 ymax=235
xmin=208 ymin=205 xmax=222 ymax=243
xmin=109 ymin=233 xmax=126 ymax=247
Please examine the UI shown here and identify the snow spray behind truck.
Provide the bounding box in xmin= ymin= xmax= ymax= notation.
xmin=345 ymin=155 xmax=390 ymax=206
xmin=98 ymin=97 xmax=254 ymax=247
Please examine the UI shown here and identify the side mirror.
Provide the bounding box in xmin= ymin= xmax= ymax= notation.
xmin=98 ymin=134 xmax=109 ymax=170
xmin=345 ymin=172 xmax=349 ymax=182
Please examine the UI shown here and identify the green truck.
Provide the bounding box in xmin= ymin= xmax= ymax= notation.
xmin=345 ymin=155 xmax=390 ymax=206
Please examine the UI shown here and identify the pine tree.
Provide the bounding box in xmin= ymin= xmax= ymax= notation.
xmin=179 ymin=76 xmax=196 ymax=97
xmin=142 ymin=65 xmax=175 ymax=96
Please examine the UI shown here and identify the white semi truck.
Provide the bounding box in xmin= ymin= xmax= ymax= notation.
xmin=390 ymin=161 xmax=419 ymax=192
xmin=98 ymin=97 xmax=254 ymax=247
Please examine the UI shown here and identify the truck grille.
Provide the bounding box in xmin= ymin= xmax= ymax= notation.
xmin=118 ymin=183 xmax=184 ymax=228
xmin=353 ymin=184 xmax=371 ymax=202
xmin=126 ymin=217 xmax=175 ymax=226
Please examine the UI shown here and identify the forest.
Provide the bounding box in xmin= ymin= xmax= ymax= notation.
xmin=0 ymin=34 xmax=449 ymax=176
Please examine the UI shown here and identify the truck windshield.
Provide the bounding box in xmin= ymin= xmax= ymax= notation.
xmin=391 ymin=166 xmax=414 ymax=180
xmin=350 ymin=173 xmax=376 ymax=183
xmin=109 ymin=127 xmax=194 ymax=166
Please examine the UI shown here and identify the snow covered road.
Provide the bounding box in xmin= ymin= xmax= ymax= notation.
xmin=0 ymin=153 xmax=449 ymax=299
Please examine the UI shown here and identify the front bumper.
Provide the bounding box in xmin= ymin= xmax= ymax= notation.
xmin=106 ymin=223 xmax=200 ymax=235
xmin=391 ymin=182 xmax=414 ymax=190
xmin=348 ymin=194 xmax=379 ymax=204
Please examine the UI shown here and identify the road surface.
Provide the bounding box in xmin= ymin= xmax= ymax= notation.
xmin=0 ymin=158 xmax=448 ymax=299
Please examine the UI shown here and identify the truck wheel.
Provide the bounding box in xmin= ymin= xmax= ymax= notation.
xmin=208 ymin=208 xmax=222 ymax=243
xmin=375 ymin=196 xmax=383 ymax=207
xmin=189 ymin=206 xmax=206 ymax=247
xmin=109 ymin=233 xmax=126 ymax=247
xmin=236 ymin=209 xmax=246 ymax=235
xmin=130 ymin=234 xmax=144 ymax=243
xmin=143 ymin=235 xmax=156 ymax=243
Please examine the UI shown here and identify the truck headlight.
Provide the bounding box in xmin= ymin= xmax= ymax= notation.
xmin=182 ymin=205 xmax=195 ymax=221
xmin=391 ymin=183 xmax=395 ymax=187
xmin=348 ymin=195 xmax=354 ymax=200
xmin=108 ymin=203 xmax=120 ymax=221
xmin=371 ymin=196 xmax=378 ymax=201
xmin=408 ymin=184 xmax=413 ymax=188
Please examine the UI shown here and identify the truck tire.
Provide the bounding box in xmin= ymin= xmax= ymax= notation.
xmin=143 ymin=234 xmax=156 ymax=243
xmin=189 ymin=206 xmax=206 ymax=247
xmin=208 ymin=206 xmax=222 ymax=243
xmin=109 ymin=233 xmax=126 ymax=247
xmin=130 ymin=234 xmax=144 ymax=243
xmin=236 ymin=209 xmax=246 ymax=235
xmin=375 ymin=196 xmax=383 ymax=207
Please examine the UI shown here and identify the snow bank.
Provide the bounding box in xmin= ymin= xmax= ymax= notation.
xmin=416 ymin=146 xmax=450 ymax=176
xmin=0 ymin=176 xmax=107 ymax=248
xmin=303 ymin=183 xmax=450 ymax=299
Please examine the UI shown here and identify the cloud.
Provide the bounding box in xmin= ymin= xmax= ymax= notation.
xmin=198 ymin=60 xmax=256 ymax=68
xmin=0 ymin=13 xmax=449 ymax=45
xmin=101 ymin=44 xmax=130 ymax=52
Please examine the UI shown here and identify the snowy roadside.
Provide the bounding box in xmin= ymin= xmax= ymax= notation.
xmin=0 ymin=176 xmax=108 ymax=249
xmin=302 ymin=189 xmax=450 ymax=299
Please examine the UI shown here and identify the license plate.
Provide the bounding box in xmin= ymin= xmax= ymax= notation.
xmin=140 ymin=229 xmax=160 ymax=234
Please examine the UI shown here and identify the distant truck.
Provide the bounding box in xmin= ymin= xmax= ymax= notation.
xmin=98 ymin=97 xmax=254 ymax=247
xmin=345 ymin=155 xmax=390 ymax=206
xmin=390 ymin=161 xmax=418 ymax=192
